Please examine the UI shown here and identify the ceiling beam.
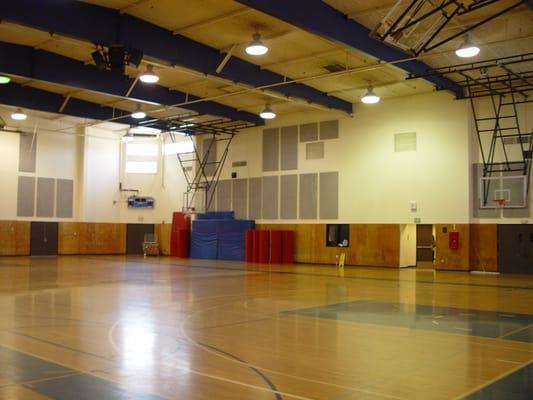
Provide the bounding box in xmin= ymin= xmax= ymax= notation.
xmin=234 ymin=0 xmax=463 ymax=97
xmin=1 ymin=1 xmax=352 ymax=114
xmin=0 ymin=41 xmax=262 ymax=125
xmin=0 ymin=81 xmax=158 ymax=127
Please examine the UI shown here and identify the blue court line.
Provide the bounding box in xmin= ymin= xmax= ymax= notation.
xmin=461 ymin=362 xmax=532 ymax=399
xmin=283 ymin=300 xmax=533 ymax=342
xmin=0 ymin=346 xmax=163 ymax=399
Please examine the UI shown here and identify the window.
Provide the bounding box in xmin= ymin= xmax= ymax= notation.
xmin=326 ymin=224 xmax=349 ymax=247
xmin=125 ymin=142 xmax=159 ymax=174
xmin=125 ymin=161 xmax=158 ymax=174
xmin=164 ymin=140 xmax=194 ymax=155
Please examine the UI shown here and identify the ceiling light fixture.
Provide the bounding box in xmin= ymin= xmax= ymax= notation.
xmin=131 ymin=104 xmax=146 ymax=119
xmin=10 ymin=109 xmax=27 ymax=121
xmin=0 ymin=75 xmax=11 ymax=84
xmin=259 ymin=104 xmax=276 ymax=119
xmin=139 ymin=64 xmax=159 ymax=84
xmin=361 ymin=87 xmax=380 ymax=104
xmin=245 ymin=33 xmax=269 ymax=56
xmin=455 ymin=34 xmax=480 ymax=58
xmin=122 ymin=133 xmax=134 ymax=142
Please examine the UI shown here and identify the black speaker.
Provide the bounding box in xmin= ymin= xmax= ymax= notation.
xmin=127 ymin=48 xmax=143 ymax=67
xmin=91 ymin=50 xmax=107 ymax=71
xmin=108 ymin=45 xmax=125 ymax=74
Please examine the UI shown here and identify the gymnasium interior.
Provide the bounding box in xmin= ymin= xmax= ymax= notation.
xmin=0 ymin=1 xmax=532 ymax=399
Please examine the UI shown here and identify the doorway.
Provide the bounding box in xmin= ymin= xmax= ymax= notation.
xmin=498 ymin=225 xmax=533 ymax=274
xmin=30 ymin=222 xmax=58 ymax=256
xmin=126 ymin=224 xmax=155 ymax=255
xmin=416 ymin=224 xmax=434 ymax=268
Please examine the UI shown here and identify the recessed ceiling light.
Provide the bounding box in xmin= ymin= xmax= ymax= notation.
xmin=10 ymin=109 xmax=27 ymax=120
xmin=0 ymin=75 xmax=11 ymax=84
xmin=361 ymin=87 xmax=380 ymax=104
xmin=245 ymin=33 xmax=268 ymax=56
xmin=456 ymin=35 xmax=480 ymax=58
xmin=131 ymin=104 xmax=146 ymax=119
xmin=259 ymin=104 xmax=276 ymax=119
xmin=139 ymin=64 xmax=159 ymax=83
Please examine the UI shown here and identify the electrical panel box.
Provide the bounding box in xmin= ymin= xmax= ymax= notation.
xmin=127 ymin=196 xmax=155 ymax=209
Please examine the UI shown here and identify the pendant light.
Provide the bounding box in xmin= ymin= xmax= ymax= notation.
xmin=245 ymin=33 xmax=269 ymax=56
xmin=259 ymin=104 xmax=276 ymax=119
xmin=139 ymin=64 xmax=159 ymax=83
xmin=361 ymin=87 xmax=380 ymax=104
xmin=0 ymin=75 xmax=11 ymax=84
xmin=131 ymin=104 xmax=146 ymax=119
xmin=455 ymin=34 xmax=480 ymax=58
xmin=10 ymin=109 xmax=27 ymax=120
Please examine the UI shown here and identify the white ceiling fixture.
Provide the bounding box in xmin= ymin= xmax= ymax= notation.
xmin=139 ymin=64 xmax=160 ymax=83
xmin=10 ymin=109 xmax=28 ymax=120
xmin=361 ymin=87 xmax=380 ymax=104
xmin=455 ymin=34 xmax=480 ymax=58
xmin=0 ymin=75 xmax=11 ymax=84
xmin=259 ymin=104 xmax=276 ymax=119
xmin=122 ymin=132 xmax=134 ymax=142
xmin=245 ymin=33 xmax=269 ymax=56
xmin=129 ymin=126 xmax=162 ymax=135
xmin=131 ymin=104 xmax=146 ymax=119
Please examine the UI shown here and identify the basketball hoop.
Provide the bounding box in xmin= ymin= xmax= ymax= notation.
xmin=494 ymin=199 xmax=506 ymax=209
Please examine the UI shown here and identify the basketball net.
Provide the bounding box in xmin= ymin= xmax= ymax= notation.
xmin=494 ymin=199 xmax=506 ymax=209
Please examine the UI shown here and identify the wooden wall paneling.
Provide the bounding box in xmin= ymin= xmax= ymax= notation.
xmin=0 ymin=221 xmax=30 ymax=256
xmin=349 ymin=224 xmax=400 ymax=268
xmin=78 ymin=223 xmax=126 ymax=254
xmin=469 ymin=224 xmax=498 ymax=272
xmin=435 ymin=224 xmax=470 ymax=271
xmin=15 ymin=221 xmax=30 ymax=255
xmin=58 ymin=222 xmax=81 ymax=254
xmin=154 ymin=224 xmax=172 ymax=255
xmin=256 ymin=223 xmax=400 ymax=267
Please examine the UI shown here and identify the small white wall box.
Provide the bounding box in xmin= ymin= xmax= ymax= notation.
xmin=128 ymin=196 xmax=155 ymax=208
xmin=410 ymin=201 xmax=417 ymax=212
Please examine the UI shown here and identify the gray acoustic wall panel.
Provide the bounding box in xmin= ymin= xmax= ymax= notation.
xmin=281 ymin=125 xmax=298 ymax=170
xmin=299 ymin=173 xmax=318 ymax=219
xmin=56 ymin=179 xmax=73 ymax=218
xmin=280 ymin=175 xmax=297 ymax=219
xmin=202 ymin=137 xmax=217 ymax=176
xmin=232 ymin=179 xmax=248 ymax=219
xmin=320 ymin=120 xmax=339 ymax=140
xmin=17 ymin=176 xmax=35 ymax=217
xmin=306 ymin=142 xmax=324 ymax=160
xmin=249 ymin=178 xmax=262 ymax=220
xmin=300 ymin=123 xmax=318 ymax=142
xmin=19 ymin=134 xmax=37 ymax=172
xmin=262 ymin=176 xmax=279 ymax=219
xmin=262 ymin=128 xmax=279 ymax=172
xmin=320 ymin=172 xmax=339 ymax=219
xmin=216 ymin=180 xmax=232 ymax=211
xmin=36 ymin=177 xmax=55 ymax=218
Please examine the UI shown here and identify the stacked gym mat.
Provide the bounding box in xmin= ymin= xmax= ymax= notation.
xmin=190 ymin=211 xmax=255 ymax=261
xmin=170 ymin=212 xmax=191 ymax=257
xmin=245 ymin=230 xmax=294 ymax=264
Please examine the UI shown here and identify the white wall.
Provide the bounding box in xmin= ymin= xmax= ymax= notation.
xmin=0 ymin=131 xmax=20 ymax=220
xmin=220 ymin=91 xmax=472 ymax=224
xmin=0 ymin=121 xmax=80 ymax=221
xmin=1 ymin=89 xmax=530 ymax=224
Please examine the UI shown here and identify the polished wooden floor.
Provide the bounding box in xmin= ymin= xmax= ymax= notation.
xmin=0 ymin=256 xmax=531 ymax=399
